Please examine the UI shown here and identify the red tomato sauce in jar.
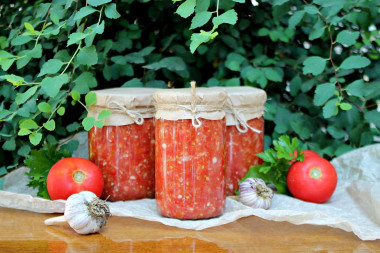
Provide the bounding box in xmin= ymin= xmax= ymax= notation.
xmin=225 ymin=117 xmax=264 ymax=196
xmin=88 ymin=118 xmax=155 ymax=201
xmin=155 ymin=118 xmax=226 ymax=219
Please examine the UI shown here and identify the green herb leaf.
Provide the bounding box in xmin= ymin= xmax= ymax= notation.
xmin=85 ymin=92 xmax=97 ymax=106
xmin=98 ymin=109 xmax=111 ymax=120
xmin=105 ymin=3 xmax=121 ymax=19
xmin=176 ymin=0 xmax=196 ymax=18
xmin=25 ymin=143 xmax=71 ymax=199
xmin=29 ymin=132 xmax=43 ymax=146
xmin=82 ymin=117 xmax=96 ymax=131
xmin=241 ymin=135 xmax=303 ymax=195
xmin=313 ymin=83 xmax=335 ymax=106
xmin=37 ymin=102 xmax=52 ymax=113
xmin=303 ymin=56 xmax=327 ymax=76
xmin=74 ymin=6 xmax=97 ymax=21
xmin=340 ymin=56 xmax=371 ymax=70
xmin=43 ymin=119 xmax=56 ymax=131
xmin=190 ymin=11 xmax=213 ymax=30
xmin=77 ymin=45 xmax=98 ymax=66
xmin=38 ymin=59 xmax=64 ymax=76
xmin=57 ymin=107 xmax=65 ymax=116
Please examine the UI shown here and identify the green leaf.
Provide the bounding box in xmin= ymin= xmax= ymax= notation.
xmin=195 ymin=0 xmax=210 ymax=12
xmin=24 ymin=22 xmax=35 ymax=33
xmin=82 ymin=117 xmax=96 ymax=131
xmin=364 ymin=110 xmax=380 ymax=128
xmin=176 ymin=0 xmax=196 ymax=18
xmin=122 ymin=78 xmax=143 ymax=87
xmin=15 ymin=86 xmax=38 ymax=105
xmin=20 ymin=119 xmax=39 ymax=130
xmin=339 ymin=103 xmax=352 ymax=111
xmin=336 ymin=30 xmax=360 ymax=47
xmin=288 ymin=10 xmax=305 ymax=29
xmin=77 ymin=45 xmax=98 ymax=66
xmin=309 ymin=19 xmax=325 ymax=40
xmin=1 ymin=74 xmax=24 ymax=86
xmin=2 ymin=138 xmax=16 ymax=151
xmin=303 ymin=56 xmax=327 ymax=76
xmin=225 ymin=52 xmax=245 ymax=71
xmin=11 ymin=35 xmax=33 ymax=46
xmin=95 ymin=120 xmax=104 ymax=128
xmin=263 ymin=68 xmax=282 ymax=82
xmin=98 ymin=109 xmax=111 ymax=120
xmin=43 ymin=120 xmax=56 ymax=131
xmin=29 ymin=132 xmax=42 ymax=146
xmin=18 ymin=128 xmax=32 ymax=136
xmin=190 ymin=31 xmax=214 ymax=54
xmin=88 ymin=0 xmax=111 ymax=7
xmin=143 ymin=57 xmax=186 ymax=71
xmin=190 ymin=11 xmax=212 ymax=30
xmin=212 ymin=9 xmax=238 ymax=27
xmin=67 ymin=32 xmax=87 ymax=46
xmin=38 ymin=59 xmax=64 ymax=76
xmin=322 ymin=98 xmax=338 ymax=118
xmin=273 ymin=0 xmax=289 ymax=6
xmin=41 ymin=74 xmax=70 ymax=98
xmin=37 ymin=102 xmax=51 ymax=113
xmin=71 ymin=90 xmax=81 ymax=101
xmin=327 ymin=125 xmax=345 ymax=139
xmin=105 ymin=3 xmax=121 ymax=19
xmin=50 ymin=11 xmax=60 ymax=25
xmin=85 ymin=92 xmax=97 ymax=106
xmin=304 ymin=5 xmax=319 ymax=14
xmin=232 ymin=0 xmax=245 ymax=2
xmin=241 ymin=66 xmax=261 ymax=83
xmin=57 ymin=107 xmax=65 ymax=116
xmin=313 ymin=83 xmax=335 ymax=106
xmin=0 ymin=50 xmax=15 ymax=71
xmin=73 ymin=72 xmax=97 ymax=94
xmin=345 ymin=80 xmax=369 ymax=98
xmin=340 ymin=56 xmax=371 ymax=70
xmin=74 ymin=6 xmax=97 ymax=20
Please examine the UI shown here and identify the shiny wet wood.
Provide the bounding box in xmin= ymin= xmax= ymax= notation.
xmin=1 ymin=207 xmax=380 ymax=252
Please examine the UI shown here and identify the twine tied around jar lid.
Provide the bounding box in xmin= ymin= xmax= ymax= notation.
xmin=106 ymin=100 xmax=154 ymax=125
xmin=225 ymin=100 xmax=262 ymax=133
xmin=189 ymin=81 xmax=202 ymax=128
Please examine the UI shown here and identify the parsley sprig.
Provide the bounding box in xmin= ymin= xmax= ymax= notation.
xmin=242 ymin=135 xmax=304 ymax=195
xmin=24 ymin=143 xmax=73 ymax=199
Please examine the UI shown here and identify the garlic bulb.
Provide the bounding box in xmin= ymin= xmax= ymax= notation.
xmin=45 ymin=191 xmax=110 ymax=235
xmin=239 ymin=178 xmax=274 ymax=209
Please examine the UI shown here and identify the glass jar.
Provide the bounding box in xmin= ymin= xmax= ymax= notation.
xmin=153 ymin=85 xmax=227 ymax=219
xmin=223 ymin=87 xmax=267 ymax=196
xmin=87 ymin=88 xmax=158 ymax=201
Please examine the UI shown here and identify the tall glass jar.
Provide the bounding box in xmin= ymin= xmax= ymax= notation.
xmin=153 ymin=85 xmax=227 ymax=219
xmin=223 ymin=87 xmax=267 ymax=196
xmin=87 ymin=88 xmax=158 ymax=201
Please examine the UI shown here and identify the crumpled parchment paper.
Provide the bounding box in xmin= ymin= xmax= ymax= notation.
xmin=1 ymin=135 xmax=380 ymax=241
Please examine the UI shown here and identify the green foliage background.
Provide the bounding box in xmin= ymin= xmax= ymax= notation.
xmin=1 ymin=0 xmax=380 ymax=177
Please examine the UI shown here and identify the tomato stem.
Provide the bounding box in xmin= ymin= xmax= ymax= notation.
xmin=73 ymin=170 xmax=86 ymax=183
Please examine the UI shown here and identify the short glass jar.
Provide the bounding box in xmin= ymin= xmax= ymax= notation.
xmin=153 ymin=85 xmax=227 ymax=219
xmin=87 ymin=88 xmax=158 ymax=201
xmin=223 ymin=87 xmax=267 ymax=196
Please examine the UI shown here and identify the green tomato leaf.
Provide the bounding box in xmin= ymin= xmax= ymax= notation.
xmin=302 ymin=56 xmax=327 ymax=76
xmin=340 ymin=55 xmax=371 ymax=69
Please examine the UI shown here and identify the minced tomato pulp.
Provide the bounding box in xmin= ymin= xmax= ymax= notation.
xmin=225 ymin=117 xmax=264 ymax=196
xmin=155 ymin=118 xmax=226 ymax=219
xmin=88 ymin=118 xmax=155 ymax=201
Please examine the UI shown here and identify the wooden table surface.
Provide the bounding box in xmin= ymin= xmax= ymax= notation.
xmin=1 ymin=207 xmax=380 ymax=252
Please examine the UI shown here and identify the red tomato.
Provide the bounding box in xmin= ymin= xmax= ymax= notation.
xmin=294 ymin=149 xmax=320 ymax=159
xmin=286 ymin=156 xmax=337 ymax=203
xmin=47 ymin=157 xmax=104 ymax=200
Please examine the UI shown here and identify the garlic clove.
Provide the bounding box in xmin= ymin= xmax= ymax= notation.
xmin=238 ymin=178 xmax=274 ymax=210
